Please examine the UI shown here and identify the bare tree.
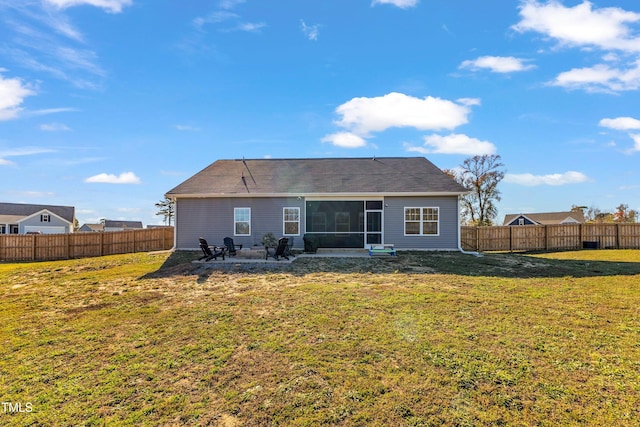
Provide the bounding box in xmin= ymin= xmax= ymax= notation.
xmin=445 ymin=154 xmax=505 ymax=226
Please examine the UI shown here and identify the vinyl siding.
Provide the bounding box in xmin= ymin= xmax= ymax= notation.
xmin=19 ymin=214 xmax=71 ymax=234
xmin=383 ymin=196 xmax=459 ymax=250
xmin=175 ymin=197 xmax=305 ymax=250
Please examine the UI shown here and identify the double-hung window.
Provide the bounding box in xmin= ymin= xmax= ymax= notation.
xmin=41 ymin=214 xmax=51 ymax=222
xmin=234 ymin=208 xmax=251 ymax=236
xmin=283 ymin=207 xmax=300 ymax=236
xmin=404 ymin=207 xmax=439 ymax=236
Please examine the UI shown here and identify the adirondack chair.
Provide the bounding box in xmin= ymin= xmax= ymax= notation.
xmin=198 ymin=237 xmax=225 ymax=261
xmin=265 ymin=237 xmax=289 ymax=260
xmin=283 ymin=237 xmax=295 ymax=258
xmin=223 ymin=237 xmax=242 ymax=256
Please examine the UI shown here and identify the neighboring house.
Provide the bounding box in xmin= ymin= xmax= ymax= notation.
xmin=79 ymin=220 xmax=144 ymax=232
xmin=166 ymin=157 xmax=469 ymax=251
xmin=503 ymin=211 xmax=585 ymax=226
xmin=79 ymin=223 xmax=104 ymax=232
xmin=0 ymin=202 xmax=75 ymax=234
xmin=103 ymin=220 xmax=144 ymax=232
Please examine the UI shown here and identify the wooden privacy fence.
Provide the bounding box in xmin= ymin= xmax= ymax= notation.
xmin=461 ymin=223 xmax=640 ymax=252
xmin=0 ymin=227 xmax=174 ymax=262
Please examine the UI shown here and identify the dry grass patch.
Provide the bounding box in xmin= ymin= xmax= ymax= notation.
xmin=1 ymin=250 xmax=639 ymax=425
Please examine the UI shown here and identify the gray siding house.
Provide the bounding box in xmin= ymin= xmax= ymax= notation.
xmin=0 ymin=202 xmax=75 ymax=234
xmin=166 ymin=157 xmax=468 ymax=251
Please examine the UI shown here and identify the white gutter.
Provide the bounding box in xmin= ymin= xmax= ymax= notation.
xmin=457 ymin=195 xmax=483 ymax=257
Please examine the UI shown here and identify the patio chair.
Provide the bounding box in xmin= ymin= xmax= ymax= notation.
xmin=283 ymin=237 xmax=295 ymax=258
xmin=198 ymin=237 xmax=225 ymax=261
xmin=223 ymin=237 xmax=243 ymax=256
xmin=266 ymin=237 xmax=289 ymax=261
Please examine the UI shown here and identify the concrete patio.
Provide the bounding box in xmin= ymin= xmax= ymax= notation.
xmin=192 ymin=248 xmax=389 ymax=267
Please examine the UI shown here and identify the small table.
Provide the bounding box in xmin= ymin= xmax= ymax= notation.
xmin=368 ymin=244 xmax=396 ymax=256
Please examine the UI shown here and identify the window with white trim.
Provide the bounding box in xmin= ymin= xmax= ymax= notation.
xmin=283 ymin=207 xmax=300 ymax=235
xmin=404 ymin=207 xmax=439 ymax=235
xmin=41 ymin=214 xmax=51 ymax=222
xmin=234 ymin=208 xmax=251 ymax=236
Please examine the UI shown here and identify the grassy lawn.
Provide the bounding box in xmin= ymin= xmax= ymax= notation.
xmin=1 ymin=250 xmax=639 ymax=426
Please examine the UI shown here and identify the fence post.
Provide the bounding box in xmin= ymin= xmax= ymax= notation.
xmin=544 ymin=225 xmax=549 ymax=251
xmin=32 ymin=234 xmax=37 ymax=261
xmin=579 ymin=223 xmax=583 ymax=249
xmin=509 ymin=226 xmax=513 ymax=252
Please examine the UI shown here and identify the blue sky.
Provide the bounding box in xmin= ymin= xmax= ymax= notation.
xmin=1 ymin=0 xmax=639 ymax=226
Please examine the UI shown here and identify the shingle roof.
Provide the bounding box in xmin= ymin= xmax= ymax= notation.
xmin=166 ymin=157 xmax=468 ymax=196
xmin=503 ymin=211 xmax=585 ymax=225
xmin=0 ymin=202 xmax=75 ymax=223
xmin=79 ymin=223 xmax=104 ymax=232
xmin=104 ymin=220 xmax=143 ymax=229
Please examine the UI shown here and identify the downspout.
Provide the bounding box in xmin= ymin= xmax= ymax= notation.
xmin=457 ymin=195 xmax=483 ymax=257
xmin=167 ymin=195 xmax=177 ymax=251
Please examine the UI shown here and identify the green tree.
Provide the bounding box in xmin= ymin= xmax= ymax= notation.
xmin=155 ymin=197 xmax=175 ymax=226
xmin=445 ymin=154 xmax=505 ymax=226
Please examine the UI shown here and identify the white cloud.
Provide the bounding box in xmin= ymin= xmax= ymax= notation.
xmin=40 ymin=122 xmax=71 ymax=131
xmin=514 ymin=1 xmax=640 ymax=93
xmin=513 ymin=0 xmax=640 ymax=52
xmin=2 ymin=3 xmax=108 ymax=89
xmin=235 ymin=22 xmax=266 ymax=33
xmin=599 ymin=116 xmax=640 ymax=130
xmin=599 ymin=117 xmax=640 ymax=152
xmin=405 ymin=133 xmax=497 ymax=156
xmin=219 ymin=0 xmax=245 ymax=9
xmin=0 ymin=147 xmax=56 ymax=157
xmin=333 ymin=92 xmax=474 ymax=136
xmin=44 ymin=0 xmax=132 ymax=14
xmin=460 ymin=56 xmax=535 ymax=73
xmin=85 ymin=171 xmax=141 ymax=184
xmin=0 ymin=146 xmax=56 ymax=166
xmin=0 ymin=72 xmax=36 ymax=120
xmin=456 ymin=97 xmax=481 ymax=107
xmin=550 ymin=61 xmax=640 ymax=92
xmin=300 ymin=20 xmax=320 ymax=41
xmin=175 ymin=124 xmax=201 ymax=132
xmin=504 ymin=171 xmax=589 ymax=186
xmin=28 ymin=107 xmax=79 ymax=117
xmin=193 ymin=11 xmax=238 ymax=29
xmin=371 ymin=0 xmax=419 ymax=9
xmin=193 ymin=10 xmax=264 ymax=33
xmin=321 ymin=132 xmax=367 ymax=148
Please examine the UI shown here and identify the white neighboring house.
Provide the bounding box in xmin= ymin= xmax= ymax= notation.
xmin=0 ymin=202 xmax=75 ymax=234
